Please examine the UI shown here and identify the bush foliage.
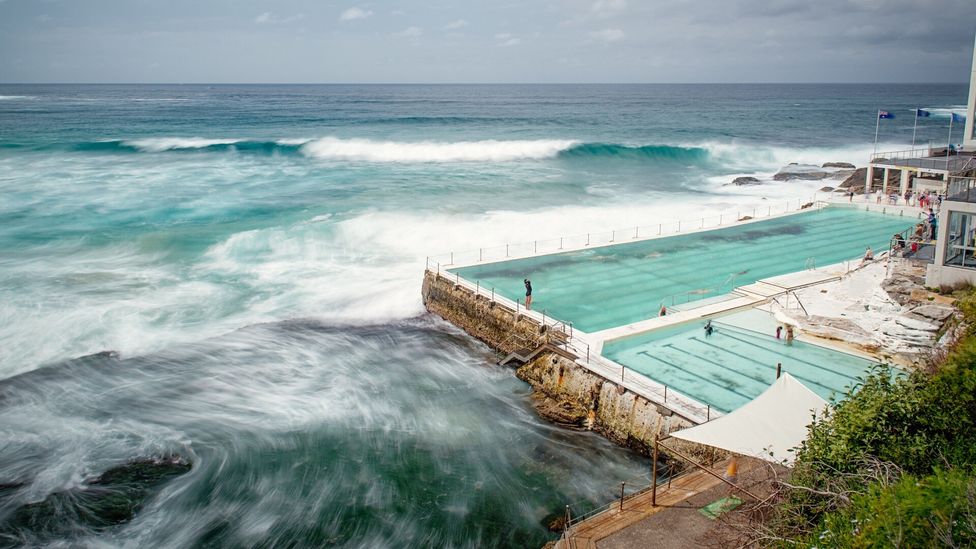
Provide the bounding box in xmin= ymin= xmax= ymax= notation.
xmin=771 ymin=291 xmax=976 ymax=547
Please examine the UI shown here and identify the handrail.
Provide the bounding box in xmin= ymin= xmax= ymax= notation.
xmin=428 ymin=197 xmax=821 ymax=268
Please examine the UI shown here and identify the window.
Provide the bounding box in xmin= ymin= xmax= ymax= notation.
xmin=944 ymin=211 xmax=976 ymax=269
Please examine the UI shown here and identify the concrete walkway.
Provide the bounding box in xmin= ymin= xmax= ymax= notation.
xmin=555 ymin=457 xmax=769 ymax=549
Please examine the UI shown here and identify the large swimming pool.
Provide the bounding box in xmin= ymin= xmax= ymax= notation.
xmin=602 ymin=310 xmax=879 ymax=413
xmin=452 ymin=206 xmax=913 ymax=332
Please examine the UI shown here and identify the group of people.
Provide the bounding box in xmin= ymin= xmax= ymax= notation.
xmin=891 ymin=208 xmax=939 ymax=257
xmin=876 ymin=189 xmax=944 ymax=209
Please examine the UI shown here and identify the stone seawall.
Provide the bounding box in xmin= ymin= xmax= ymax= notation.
xmin=422 ymin=270 xmax=719 ymax=462
xmin=422 ymin=270 xmax=558 ymax=354
xmin=515 ymin=353 xmax=702 ymax=457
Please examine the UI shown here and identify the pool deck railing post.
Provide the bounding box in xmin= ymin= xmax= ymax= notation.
xmin=436 ymin=262 xmax=440 ymax=276
xmin=476 ymin=280 xmax=480 ymax=295
xmin=707 ymin=405 xmax=711 ymax=421
xmin=611 ymin=230 xmax=615 ymax=243
xmin=559 ymin=237 xmax=563 ymax=249
xmin=534 ymin=240 xmax=538 ymax=253
xmin=491 ymin=287 xmax=495 ymax=302
xmin=479 ymin=248 xmax=483 ymax=262
xmin=456 ymin=272 xmax=459 ymax=285
xmin=634 ymin=226 xmax=638 ymax=239
xmin=664 ymin=385 xmax=668 ymax=402
xmin=425 ymin=256 xmax=429 ymax=270
xmin=450 ymin=252 xmax=453 ymax=265
xmin=678 ymin=220 xmax=681 ymax=232
xmin=619 ymin=482 xmax=625 ymax=511
xmin=776 ymin=362 xmax=782 ymax=379
xmin=586 ymin=233 xmax=590 ymax=246
xmin=651 ymin=435 xmax=660 ymax=507
xmin=658 ymin=223 xmax=661 ymax=235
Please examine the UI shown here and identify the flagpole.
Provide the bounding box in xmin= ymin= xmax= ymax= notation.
xmin=911 ymin=109 xmax=919 ymax=150
xmin=947 ymin=113 xmax=954 ymax=171
xmin=873 ymin=109 xmax=881 ymax=156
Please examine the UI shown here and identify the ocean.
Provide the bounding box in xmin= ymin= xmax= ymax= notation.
xmin=0 ymin=83 xmax=967 ymax=547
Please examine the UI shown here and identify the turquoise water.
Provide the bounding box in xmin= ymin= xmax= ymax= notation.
xmin=452 ymin=206 xmax=915 ymax=332
xmin=602 ymin=313 xmax=878 ymax=413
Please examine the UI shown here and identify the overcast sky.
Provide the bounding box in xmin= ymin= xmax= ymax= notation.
xmin=1 ymin=0 xmax=975 ymax=83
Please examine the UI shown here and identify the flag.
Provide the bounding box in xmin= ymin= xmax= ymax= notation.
xmin=878 ymin=110 xmax=895 ymax=119
xmin=952 ymin=112 xmax=966 ymax=123
xmin=916 ymin=109 xmax=931 ymax=117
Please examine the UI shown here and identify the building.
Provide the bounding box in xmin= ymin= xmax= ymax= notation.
xmin=923 ymin=37 xmax=976 ymax=288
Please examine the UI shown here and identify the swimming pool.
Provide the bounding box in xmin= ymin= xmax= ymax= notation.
xmin=451 ymin=206 xmax=913 ymax=332
xmin=602 ymin=310 xmax=879 ymax=413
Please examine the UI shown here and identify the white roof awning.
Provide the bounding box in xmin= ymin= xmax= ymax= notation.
xmin=669 ymin=373 xmax=829 ymax=465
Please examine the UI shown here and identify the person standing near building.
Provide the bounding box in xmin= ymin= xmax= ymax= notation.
xmin=523 ymin=278 xmax=533 ymax=310
xmin=928 ymin=208 xmax=938 ymax=240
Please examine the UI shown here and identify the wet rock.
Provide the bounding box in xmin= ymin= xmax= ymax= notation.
xmin=730 ymin=176 xmax=761 ymax=186
xmin=819 ymin=186 xmax=835 ymax=192
xmin=0 ymin=455 xmax=192 ymax=544
xmin=838 ymin=167 xmax=882 ymax=192
xmin=532 ymin=394 xmax=589 ymax=428
xmin=823 ymin=162 xmax=856 ymax=169
xmin=773 ymin=166 xmax=834 ymax=181
xmin=80 ymin=350 xmax=121 ymax=361
xmin=543 ymin=513 xmax=568 ymax=532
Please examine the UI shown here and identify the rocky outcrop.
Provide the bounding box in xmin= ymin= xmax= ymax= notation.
xmin=820 ymin=186 xmax=835 ymax=192
xmin=773 ymin=168 xmax=833 ymax=181
xmin=730 ymin=176 xmax=761 ymax=186
xmin=823 ymin=162 xmax=856 ymax=169
xmin=0 ymin=455 xmax=191 ymax=543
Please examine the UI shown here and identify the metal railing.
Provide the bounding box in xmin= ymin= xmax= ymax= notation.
xmin=428 ymin=198 xmax=820 ymax=269
xmin=426 ymin=268 xmax=717 ymax=424
xmin=870 ymin=147 xmax=935 ymax=163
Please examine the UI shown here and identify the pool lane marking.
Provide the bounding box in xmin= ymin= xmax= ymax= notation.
xmin=709 ymin=326 xmax=864 ymax=382
xmin=635 ymin=347 xmax=753 ymax=407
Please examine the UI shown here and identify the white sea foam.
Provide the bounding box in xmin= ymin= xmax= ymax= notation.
xmin=699 ymin=140 xmax=891 ymax=172
xmin=923 ymin=105 xmax=968 ymax=117
xmin=124 ymin=137 xmax=246 ymax=152
xmin=300 ymin=136 xmax=579 ymax=162
xmin=0 ymin=95 xmax=35 ymax=100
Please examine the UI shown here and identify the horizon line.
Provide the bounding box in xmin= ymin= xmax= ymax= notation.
xmin=0 ymin=81 xmax=969 ymax=86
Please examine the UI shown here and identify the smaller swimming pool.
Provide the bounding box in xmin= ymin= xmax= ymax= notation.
xmin=602 ymin=309 xmax=881 ymax=413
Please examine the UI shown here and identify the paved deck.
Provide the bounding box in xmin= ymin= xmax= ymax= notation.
xmin=555 ymin=457 xmax=767 ymax=549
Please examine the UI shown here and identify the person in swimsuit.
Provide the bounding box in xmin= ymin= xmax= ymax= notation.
xmin=524 ymin=278 xmax=532 ymax=310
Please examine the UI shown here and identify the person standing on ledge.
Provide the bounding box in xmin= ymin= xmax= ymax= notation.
xmin=659 ymin=304 xmax=667 ymax=317
xmin=523 ymin=278 xmax=533 ymax=310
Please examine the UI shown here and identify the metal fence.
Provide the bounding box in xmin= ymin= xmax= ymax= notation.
xmin=428 ymin=198 xmax=819 ymax=269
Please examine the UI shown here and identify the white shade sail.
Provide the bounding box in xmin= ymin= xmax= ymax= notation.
xmin=669 ymin=373 xmax=829 ymax=465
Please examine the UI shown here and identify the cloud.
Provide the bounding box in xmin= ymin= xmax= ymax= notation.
xmin=339 ymin=7 xmax=373 ymax=21
xmin=394 ymin=26 xmax=423 ymax=38
xmin=254 ymin=12 xmax=305 ymax=24
xmin=589 ymin=28 xmax=625 ymax=42
xmin=444 ymin=19 xmax=468 ymax=30
xmin=494 ymin=33 xmax=521 ymax=47
xmin=591 ymin=0 xmax=627 ymax=18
